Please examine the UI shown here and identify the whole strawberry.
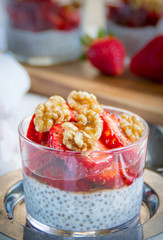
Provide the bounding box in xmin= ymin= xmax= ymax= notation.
xmin=130 ymin=35 xmax=163 ymax=83
xmin=86 ymin=37 xmax=126 ymax=76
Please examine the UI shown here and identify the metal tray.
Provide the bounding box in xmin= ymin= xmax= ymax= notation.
xmin=0 ymin=169 xmax=163 ymax=240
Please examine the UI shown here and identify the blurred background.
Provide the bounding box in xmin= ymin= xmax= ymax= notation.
xmin=0 ymin=0 xmax=105 ymax=51
xmin=0 ymin=1 xmax=163 ymax=239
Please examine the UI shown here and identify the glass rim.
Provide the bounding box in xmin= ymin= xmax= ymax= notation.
xmin=18 ymin=105 xmax=149 ymax=155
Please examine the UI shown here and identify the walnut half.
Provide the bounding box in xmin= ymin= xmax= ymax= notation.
xmin=62 ymin=122 xmax=96 ymax=151
xmin=120 ymin=114 xmax=144 ymax=142
xmin=77 ymin=110 xmax=103 ymax=141
xmin=34 ymin=96 xmax=71 ymax=132
xmin=67 ymin=90 xmax=103 ymax=114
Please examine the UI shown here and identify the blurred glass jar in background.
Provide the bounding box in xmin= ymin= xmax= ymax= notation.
xmin=5 ymin=0 xmax=84 ymax=65
xmin=105 ymin=0 xmax=163 ymax=57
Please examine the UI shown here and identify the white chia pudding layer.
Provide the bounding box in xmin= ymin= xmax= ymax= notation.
xmin=7 ymin=27 xmax=82 ymax=61
xmin=23 ymin=173 xmax=144 ymax=232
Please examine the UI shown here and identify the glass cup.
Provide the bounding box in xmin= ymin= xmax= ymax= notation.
xmin=104 ymin=0 xmax=163 ymax=57
xmin=5 ymin=0 xmax=84 ymax=65
xmin=18 ymin=106 xmax=149 ymax=237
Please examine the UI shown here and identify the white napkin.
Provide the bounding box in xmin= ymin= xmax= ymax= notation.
xmin=0 ymin=53 xmax=31 ymax=116
xmin=0 ymin=119 xmax=21 ymax=176
xmin=0 ymin=53 xmax=31 ymax=176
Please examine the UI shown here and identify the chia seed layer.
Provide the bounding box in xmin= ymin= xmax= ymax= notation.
xmin=23 ymin=173 xmax=144 ymax=232
xmin=106 ymin=19 xmax=163 ymax=57
xmin=7 ymin=27 xmax=82 ymax=61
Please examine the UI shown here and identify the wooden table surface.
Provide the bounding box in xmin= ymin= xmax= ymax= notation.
xmin=24 ymin=60 xmax=163 ymax=126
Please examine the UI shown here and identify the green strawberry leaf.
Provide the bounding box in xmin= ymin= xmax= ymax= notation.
xmin=97 ymin=28 xmax=107 ymax=38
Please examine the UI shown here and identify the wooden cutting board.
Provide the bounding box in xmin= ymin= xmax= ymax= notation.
xmin=24 ymin=60 xmax=163 ymax=126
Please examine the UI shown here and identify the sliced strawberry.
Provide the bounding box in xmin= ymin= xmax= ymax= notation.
xmin=118 ymin=155 xmax=135 ymax=185
xmin=88 ymin=163 xmax=124 ymax=189
xmin=42 ymin=167 xmax=92 ymax=192
xmin=26 ymin=114 xmax=49 ymax=145
xmin=49 ymin=141 xmax=113 ymax=179
xmin=49 ymin=124 xmax=112 ymax=177
xmin=96 ymin=139 xmax=109 ymax=151
xmin=49 ymin=124 xmax=67 ymax=150
xmin=43 ymin=159 xmax=70 ymax=180
xmin=23 ymin=166 xmax=32 ymax=176
xmin=100 ymin=111 xmax=129 ymax=149
xmin=27 ymin=149 xmax=52 ymax=173
xmin=110 ymin=113 xmax=120 ymax=123
xmin=88 ymin=149 xmax=144 ymax=189
xmin=122 ymin=147 xmax=146 ymax=178
xmin=65 ymin=138 xmax=113 ymax=175
xmin=49 ymin=124 xmax=87 ymax=178
xmin=83 ymin=139 xmax=113 ymax=173
xmin=118 ymin=143 xmax=147 ymax=186
xmin=68 ymin=107 xmax=78 ymax=122
xmin=64 ymin=150 xmax=113 ymax=179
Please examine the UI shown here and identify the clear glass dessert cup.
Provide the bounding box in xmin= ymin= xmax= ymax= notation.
xmin=5 ymin=0 xmax=84 ymax=65
xmin=18 ymin=106 xmax=149 ymax=237
xmin=104 ymin=0 xmax=163 ymax=57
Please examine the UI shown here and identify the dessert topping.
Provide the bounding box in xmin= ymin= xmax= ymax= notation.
xmin=26 ymin=114 xmax=49 ymax=145
xmin=34 ymin=96 xmax=71 ymax=132
xmin=100 ymin=111 xmax=129 ymax=148
xmin=62 ymin=122 xmax=96 ymax=151
xmin=28 ymin=91 xmax=144 ymax=149
xmin=67 ymin=90 xmax=103 ymax=114
xmin=120 ymin=114 xmax=144 ymax=142
xmin=77 ymin=110 xmax=103 ymax=141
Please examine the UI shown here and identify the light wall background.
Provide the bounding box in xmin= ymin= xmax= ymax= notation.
xmin=84 ymin=0 xmax=105 ymax=27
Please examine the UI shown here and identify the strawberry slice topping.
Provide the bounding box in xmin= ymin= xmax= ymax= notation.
xmin=118 ymin=155 xmax=135 ymax=185
xmin=49 ymin=124 xmax=113 ymax=178
xmin=120 ymin=146 xmax=146 ymax=181
xmin=42 ymin=167 xmax=92 ymax=192
xmin=27 ymin=150 xmax=51 ymax=173
xmin=49 ymin=124 xmax=67 ymax=150
xmin=68 ymin=107 xmax=78 ymax=122
xmin=26 ymin=114 xmax=49 ymax=145
xmin=88 ymin=161 xmax=125 ymax=189
xmin=100 ymin=111 xmax=129 ymax=149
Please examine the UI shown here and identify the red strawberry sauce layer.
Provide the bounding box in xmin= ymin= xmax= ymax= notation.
xmin=7 ymin=0 xmax=81 ymax=32
xmin=105 ymin=1 xmax=162 ymax=27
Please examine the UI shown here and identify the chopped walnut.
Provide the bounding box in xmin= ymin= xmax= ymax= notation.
xmin=77 ymin=110 xmax=103 ymax=141
xmin=67 ymin=90 xmax=103 ymax=114
xmin=34 ymin=96 xmax=71 ymax=132
xmin=120 ymin=114 xmax=144 ymax=142
xmin=62 ymin=122 xmax=96 ymax=151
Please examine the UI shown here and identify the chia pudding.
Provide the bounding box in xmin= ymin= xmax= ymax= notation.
xmin=23 ymin=171 xmax=144 ymax=232
xmin=18 ymin=91 xmax=149 ymax=234
xmin=6 ymin=0 xmax=83 ymax=65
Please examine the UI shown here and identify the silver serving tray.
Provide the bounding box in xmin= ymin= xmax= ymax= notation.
xmin=0 ymin=169 xmax=163 ymax=240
